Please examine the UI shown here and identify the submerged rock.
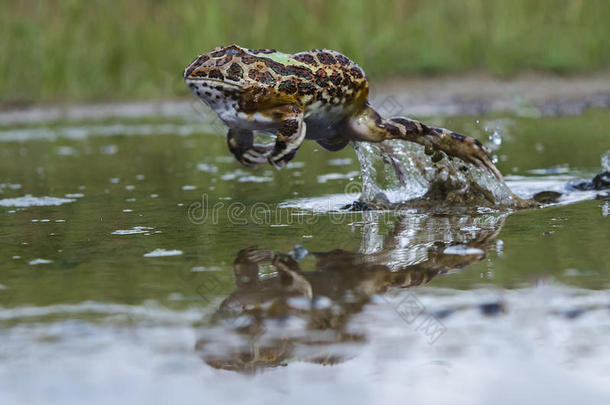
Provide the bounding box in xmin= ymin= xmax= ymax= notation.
xmin=593 ymin=171 xmax=610 ymax=189
xmin=570 ymin=171 xmax=610 ymax=192
xmin=479 ymin=301 xmax=506 ymax=316
xmin=533 ymin=191 xmax=563 ymax=204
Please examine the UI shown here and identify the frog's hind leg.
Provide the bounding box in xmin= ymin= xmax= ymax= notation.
xmin=227 ymin=128 xmax=273 ymax=167
xmin=347 ymin=106 xmax=503 ymax=181
xmin=391 ymin=117 xmax=504 ymax=181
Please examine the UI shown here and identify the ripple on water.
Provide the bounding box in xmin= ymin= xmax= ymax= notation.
xmin=111 ymin=226 xmax=154 ymax=235
xmin=0 ymin=195 xmax=76 ymax=207
xmin=28 ymin=259 xmax=53 ymax=265
xmin=317 ymin=171 xmax=360 ymax=183
xmin=237 ymin=176 xmax=272 ymax=183
xmin=191 ymin=266 xmax=222 ymax=272
xmin=196 ymin=163 xmax=218 ymax=173
xmin=0 ymin=123 xmax=207 ymax=142
xmin=281 ymin=173 xmax=601 ymax=214
xmin=280 ymin=193 xmax=358 ymax=212
xmin=0 ymin=183 xmax=22 ymax=192
xmin=143 ymin=249 xmax=183 ymax=258
xmin=327 ymin=158 xmax=353 ymax=166
xmin=443 ymin=245 xmax=485 ymax=255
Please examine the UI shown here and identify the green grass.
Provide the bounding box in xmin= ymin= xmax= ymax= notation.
xmin=1 ymin=0 xmax=609 ymax=103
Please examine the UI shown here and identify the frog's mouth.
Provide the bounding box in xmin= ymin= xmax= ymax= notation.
xmin=185 ymin=77 xmax=243 ymax=91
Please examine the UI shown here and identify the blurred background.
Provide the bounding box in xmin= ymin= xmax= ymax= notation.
xmin=1 ymin=1 xmax=610 ymax=401
xmin=1 ymin=0 xmax=609 ymax=104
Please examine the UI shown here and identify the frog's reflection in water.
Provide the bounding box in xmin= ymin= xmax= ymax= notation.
xmin=196 ymin=212 xmax=507 ymax=373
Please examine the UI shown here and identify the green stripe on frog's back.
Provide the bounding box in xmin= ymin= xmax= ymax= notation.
xmin=265 ymin=52 xmax=303 ymax=66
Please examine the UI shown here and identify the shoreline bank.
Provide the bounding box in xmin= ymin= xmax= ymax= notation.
xmin=1 ymin=72 xmax=609 ymax=125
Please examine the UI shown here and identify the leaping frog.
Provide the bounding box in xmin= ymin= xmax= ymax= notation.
xmin=184 ymin=44 xmax=503 ymax=180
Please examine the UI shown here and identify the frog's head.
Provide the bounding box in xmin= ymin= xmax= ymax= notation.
xmin=184 ymin=45 xmax=248 ymax=105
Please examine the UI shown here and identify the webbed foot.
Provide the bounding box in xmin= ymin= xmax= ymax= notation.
xmin=425 ymin=128 xmax=503 ymax=181
xmin=370 ymin=113 xmax=505 ymax=181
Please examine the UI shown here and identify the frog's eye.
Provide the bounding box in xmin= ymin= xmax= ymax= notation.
xmin=227 ymin=49 xmax=238 ymax=55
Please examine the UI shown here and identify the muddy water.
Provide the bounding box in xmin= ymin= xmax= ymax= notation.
xmin=0 ymin=108 xmax=609 ymax=403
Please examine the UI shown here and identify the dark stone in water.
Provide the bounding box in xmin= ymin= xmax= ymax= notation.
xmin=342 ymin=193 xmax=391 ymax=211
xmin=533 ymin=191 xmax=562 ymax=204
xmin=571 ymin=181 xmax=593 ymax=191
xmin=563 ymin=308 xmax=585 ymax=320
xmin=433 ymin=308 xmax=454 ymax=319
xmin=479 ymin=302 xmax=505 ymax=316
xmin=341 ymin=200 xmax=372 ymax=211
xmin=570 ymin=171 xmax=610 ymax=191
xmin=592 ymin=171 xmax=610 ymax=190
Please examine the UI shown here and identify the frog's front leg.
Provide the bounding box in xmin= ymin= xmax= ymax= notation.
xmin=227 ymin=128 xmax=273 ymax=168
xmin=266 ymin=104 xmax=306 ymax=169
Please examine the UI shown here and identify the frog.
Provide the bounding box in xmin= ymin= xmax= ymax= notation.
xmin=197 ymin=212 xmax=504 ymax=372
xmin=184 ymin=44 xmax=503 ymax=180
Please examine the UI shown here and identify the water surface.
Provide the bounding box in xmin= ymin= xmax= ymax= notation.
xmin=0 ymin=108 xmax=609 ymax=403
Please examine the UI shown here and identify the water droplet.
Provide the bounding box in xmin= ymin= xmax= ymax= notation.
xmin=489 ymin=130 xmax=502 ymax=147
xmin=601 ymin=150 xmax=610 ymax=172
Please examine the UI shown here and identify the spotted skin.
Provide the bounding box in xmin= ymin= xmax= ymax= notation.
xmin=184 ymin=44 xmax=503 ymax=180
xmin=267 ymin=104 xmax=306 ymax=168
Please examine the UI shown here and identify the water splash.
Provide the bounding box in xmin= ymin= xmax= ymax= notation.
xmin=488 ymin=129 xmax=503 ymax=150
xmin=602 ymin=150 xmax=610 ymax=172
xmin=351 ymin=140 xmax=519 ymax=209
xmin=0 ymin=195 xmax=76 ymax=207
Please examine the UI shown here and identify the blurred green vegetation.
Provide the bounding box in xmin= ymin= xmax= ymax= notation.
xmin=1 ymin=0 xmax=609 ymax=103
